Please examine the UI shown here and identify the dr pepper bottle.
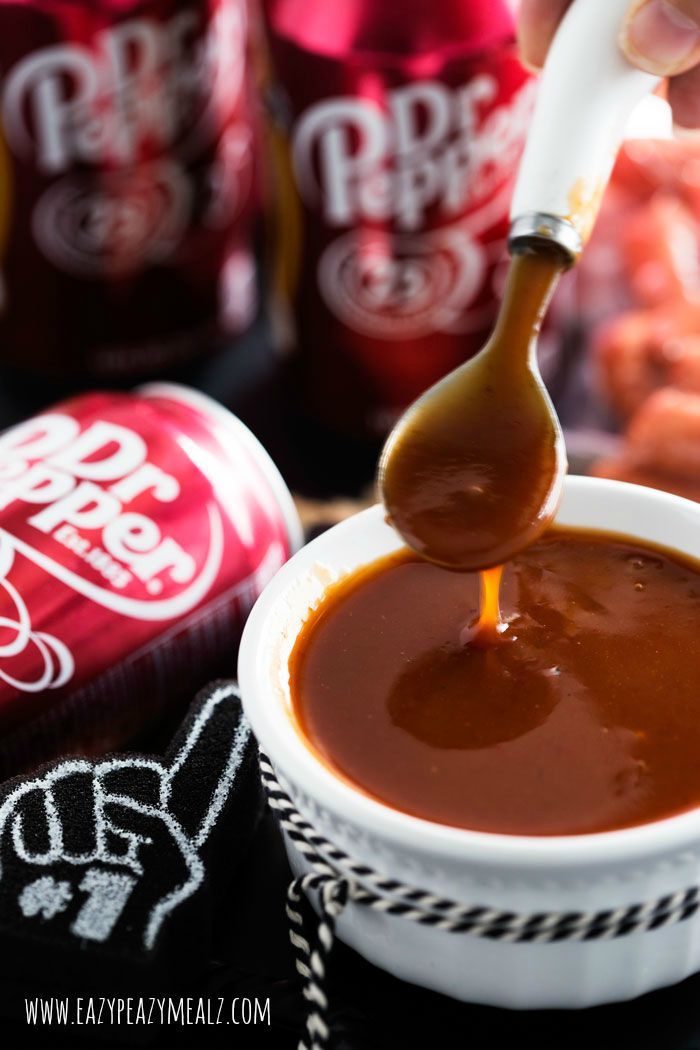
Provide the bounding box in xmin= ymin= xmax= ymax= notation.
xmin=0 ymin=0 xmax=256 ymax=382
xmin=262 ymin=0 xmax=535 ymax=438
xmin=0 ymin=384 xmax=300 ymax=777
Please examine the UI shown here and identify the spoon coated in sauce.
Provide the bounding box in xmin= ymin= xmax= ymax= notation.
xmin=378 ymin=247 xmax=568 ymax=572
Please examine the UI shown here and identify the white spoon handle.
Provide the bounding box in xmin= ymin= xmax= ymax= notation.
xmin=509 ymin=0 xmax=660 ymax=260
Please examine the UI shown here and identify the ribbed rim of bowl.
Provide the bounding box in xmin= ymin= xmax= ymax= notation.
xmin=238 ymin=476 xmax=700 ymax=872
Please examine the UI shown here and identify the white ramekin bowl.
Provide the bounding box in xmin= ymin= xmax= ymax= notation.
xmin=238 ymin=476 xmax=700 ymax=1009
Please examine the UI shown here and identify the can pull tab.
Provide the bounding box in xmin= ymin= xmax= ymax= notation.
xmin=509 ymin=0 xmax=660 ymax=263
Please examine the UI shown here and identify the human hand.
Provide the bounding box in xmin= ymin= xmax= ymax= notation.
xmin=518 ymin=0 xmax=700 ymax=127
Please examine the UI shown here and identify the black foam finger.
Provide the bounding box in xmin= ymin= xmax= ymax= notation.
xmin=42 ymin=766 xmax=98 ymax=861
xmin=0 ymin=679 xmax=263 ymax=1001
xmin=162 ymin=680 xmax=258 ymax=848
xmin=4 ymin=788 xmax=55 ymax=862
xmin=96 ymin=759 xmax=163 ymax=809
xmin=96 ymin=795 xmax=195 ymax=950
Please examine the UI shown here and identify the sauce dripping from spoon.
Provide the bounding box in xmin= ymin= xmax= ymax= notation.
xmin=378 ymin=246 xmax=568 ymax=641
xmin=460 ymin=564 xmax=507 ymax=648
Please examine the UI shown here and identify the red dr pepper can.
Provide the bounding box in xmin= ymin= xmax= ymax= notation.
xmin=0 ymin=0 xmax=256 ymax=381
xmin=0 ymin=384 xmax=301 ymax=777
xmin=262 ymin=0 xmax=535 ymax=438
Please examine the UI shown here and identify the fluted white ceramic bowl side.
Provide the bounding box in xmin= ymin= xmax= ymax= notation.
xmin=239 ymin=477 xmax=700 ymax=1008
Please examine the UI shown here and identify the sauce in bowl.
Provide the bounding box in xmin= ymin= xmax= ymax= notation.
xmin=290 ymin=528 xmax=700 ymax=836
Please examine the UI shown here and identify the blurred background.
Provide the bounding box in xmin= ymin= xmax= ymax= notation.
xmin=0 ymin=0 xmax=697 ymax=519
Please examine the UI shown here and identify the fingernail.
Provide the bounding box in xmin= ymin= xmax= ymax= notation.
xmin=621 ymin=0 xmax=700 ymax=75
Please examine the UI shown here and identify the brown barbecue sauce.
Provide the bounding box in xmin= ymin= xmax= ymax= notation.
xmin=380 ymin=247 xmax=566 ymax=574
xmin=290 ymin=530 xmax=700 ymax=836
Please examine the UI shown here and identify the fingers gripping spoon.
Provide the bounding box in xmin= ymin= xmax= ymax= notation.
xmin=379 ymin=0 xmax=660 ymax=581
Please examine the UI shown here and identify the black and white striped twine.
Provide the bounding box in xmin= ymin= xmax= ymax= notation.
xmin=259 ymin=752 xmax=700 ymax=1050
